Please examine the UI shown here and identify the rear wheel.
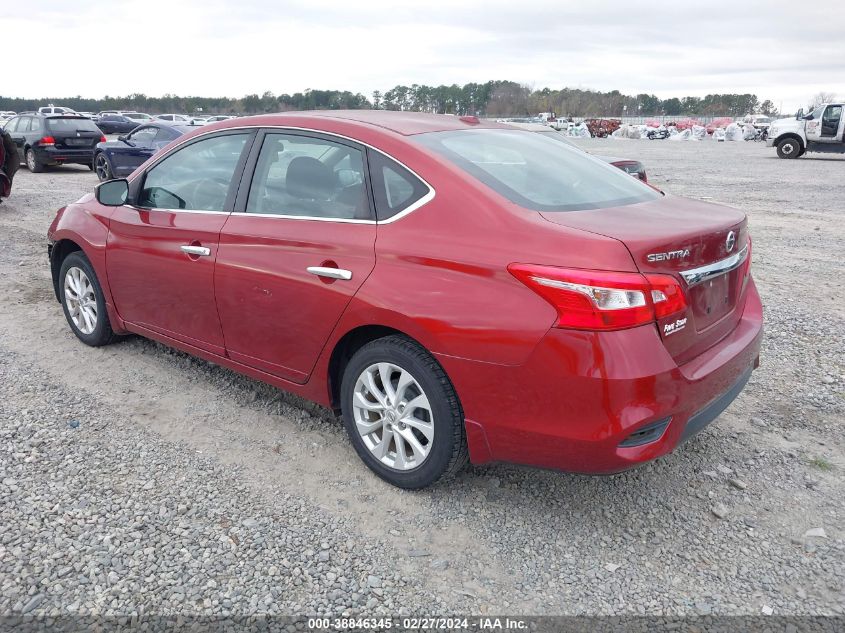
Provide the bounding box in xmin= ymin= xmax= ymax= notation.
xmin=59 ymin=252 xmax=119 ymax=347
xmin=94 ymin=153 xmax=112 ymax=181
xmin=340 ymin=335 xmax=468 ymax=489
xmin=776 ymin=137 xmax=802 ymax=159
xmin=25 ymin=148 xmax=44 ymax=173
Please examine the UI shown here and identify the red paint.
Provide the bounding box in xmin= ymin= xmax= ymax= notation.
xmin=48 ymin=111 xmax=763 ymax=475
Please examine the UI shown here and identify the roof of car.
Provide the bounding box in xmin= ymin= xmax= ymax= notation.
xmin=238 ymin=110 xmax=513 ymax=136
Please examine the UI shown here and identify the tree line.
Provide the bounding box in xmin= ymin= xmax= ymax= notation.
xmin=0 ymin=81 xmax=786 ymax=117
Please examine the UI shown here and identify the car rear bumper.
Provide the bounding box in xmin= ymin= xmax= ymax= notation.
xmin=439 ymin=277 xmax=763 ymax=473
xmin=34 ymin=146 xmax=94 ymax=165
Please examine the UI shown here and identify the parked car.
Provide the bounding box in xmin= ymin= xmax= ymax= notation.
xmin=204 ymin=115 xmax=236 ymax=123
xmin=6 ymin=114 xmax=104 ymax=172
xmin=509 ymin=122 xmax=649 ymax=181
xmin=738 ymin=114 xmax=772 ymax=130
xmin=154 ymin=114 xmax=192 ymax=124
xmin=38 ymin=105 xmax=77 ymax=115
xmin=47 ymin=111 xmax=762 ymax=488
xmin=122 ymin=112 xmax=155 ymax=123
xmin=93 ymin=123 xmax=192 ymax=181
xmin=0 ymin=111 xmax=17 ymax=121
xmin=96 ymin=114 xmax=141 ymax=135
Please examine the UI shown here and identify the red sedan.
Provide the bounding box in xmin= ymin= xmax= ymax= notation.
xmin=47 ymin=111 xmax=762 ymax=489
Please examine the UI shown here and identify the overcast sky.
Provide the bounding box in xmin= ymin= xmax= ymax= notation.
xmin=5 ymin=1 xmax=844 ymax=112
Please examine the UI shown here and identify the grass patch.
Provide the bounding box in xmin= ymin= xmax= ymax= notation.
xmin=808 ymin=457 xmax=834 ymax=471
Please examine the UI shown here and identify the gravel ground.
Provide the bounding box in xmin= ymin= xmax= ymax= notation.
xmin=0 ymin=139 xmax=843 ymax=620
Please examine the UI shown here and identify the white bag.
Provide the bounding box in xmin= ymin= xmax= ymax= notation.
xmin=725 ymin=123 xmax=744 ymax=141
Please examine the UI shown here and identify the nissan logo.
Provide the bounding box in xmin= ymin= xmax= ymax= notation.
xmin=725 ymin=231 xmax=736 ymax=252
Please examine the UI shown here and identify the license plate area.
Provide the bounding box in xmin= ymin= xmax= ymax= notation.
xmin=689 ymin=270 xmax=737 ymax=330
xmin=64 ymin=138 xmax=90 ymax=146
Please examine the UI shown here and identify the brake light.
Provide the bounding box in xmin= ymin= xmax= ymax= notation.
xmin=39 ymin=136 xmax=56 ymax=146
xmin=508 ymin=264 xmax=687 ymax=331
xmin=100 ymin=135 xmax=107 ymax=143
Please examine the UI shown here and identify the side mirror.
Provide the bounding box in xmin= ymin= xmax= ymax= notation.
xmin=95 ymin=179 xmax=129 ymax=206
xmin=796 ymin=108 xmax=804 ymax=120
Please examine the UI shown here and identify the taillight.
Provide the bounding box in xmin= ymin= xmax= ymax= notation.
xmin=508 ymin=264 xmax=687 ymax=331
xmin=100 ymin=135 xmax=107 ymax=143
xmin=646 ymin=273 xmax=687 ymax=319
xmin=39 ymin=136 xmax=56 ymax=146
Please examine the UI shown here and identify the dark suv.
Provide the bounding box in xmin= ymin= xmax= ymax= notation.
xmin=5 ymin=114 xmax=105 ymax=172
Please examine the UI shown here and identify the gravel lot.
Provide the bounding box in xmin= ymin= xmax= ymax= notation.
xmin=0 ymin=139 xmax=843 ymax=620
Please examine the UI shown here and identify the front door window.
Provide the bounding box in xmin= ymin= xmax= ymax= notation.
xmin=821 ymin=105 xmax=842 ymax=137
xmin=139 ymin=133 xmax=250 ymax=211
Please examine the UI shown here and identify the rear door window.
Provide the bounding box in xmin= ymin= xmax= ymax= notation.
xmin=244 ymin=133 xmax=371 ymax=220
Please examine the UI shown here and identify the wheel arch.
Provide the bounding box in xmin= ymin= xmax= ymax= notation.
xmin=775 ymin=133 xmax=804 ymax=150
xmin=49 ymin=238 xmax=84 ymax=302
xmin=326 ymin=324 xmax=417 ymax=412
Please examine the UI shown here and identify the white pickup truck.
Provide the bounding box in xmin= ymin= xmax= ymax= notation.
xmin=767 ymin=103 xmax=845 ymax=158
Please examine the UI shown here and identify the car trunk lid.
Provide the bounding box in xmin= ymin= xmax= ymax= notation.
xmin=540 ymin=195 xmax=751 ymax=363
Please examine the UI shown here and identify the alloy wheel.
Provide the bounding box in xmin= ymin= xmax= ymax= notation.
xmin=26 ymin=150 xmax=36 ymax=171
xmin=352 ymin=362 xmax=434 ymax=471
xmin=64 ymin=266 xmax=98 ymax=334
xmin=95 ymin=154 xmax=111 ymax=180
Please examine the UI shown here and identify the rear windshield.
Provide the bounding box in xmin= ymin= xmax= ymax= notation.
xmin=414 ymin=129 xmax=659 ymax=211
xmin=46 ymin=117 xmax=102 ymax=133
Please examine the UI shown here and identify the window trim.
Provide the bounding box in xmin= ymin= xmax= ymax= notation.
xmin=126 ymin=124 xmax=435 ymax=224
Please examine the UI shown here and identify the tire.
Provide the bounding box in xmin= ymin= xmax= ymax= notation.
xmin=776 ymin=137 xmax=802 ymax=159
xmin=59 ymin=252 xmax=119 ymax=347
xmin=87 ymin=162 xmax=95 ymax=171
xmin=25 ymin=148 xmax=44 ymax=173
xmin=340 ymin=335 xmax=468 ymax=489
xmin=94 ymin=153 xmax=112 ymax=181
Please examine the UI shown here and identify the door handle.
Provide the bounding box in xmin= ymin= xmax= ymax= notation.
xmin=306 ymin=266 xmax=352 ymax=281
xmin=180 ymin=245 xmax=211 ymax=257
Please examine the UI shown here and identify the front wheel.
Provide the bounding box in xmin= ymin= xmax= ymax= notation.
xmin=59 ymin=252 xmax=119 ymax=346
xmin=25 ymin=148 xmax=44 ymax=173
xmin=94 ymin=153 xmax=112 ymax=181
xmin=340 ymin=335 xmax=468 ymax=489
xmin=776 ymin=137 xmax=802 ymax=159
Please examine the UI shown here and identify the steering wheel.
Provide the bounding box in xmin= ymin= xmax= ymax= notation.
xmin=185 ymin=177 xmax=229 ymax=210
